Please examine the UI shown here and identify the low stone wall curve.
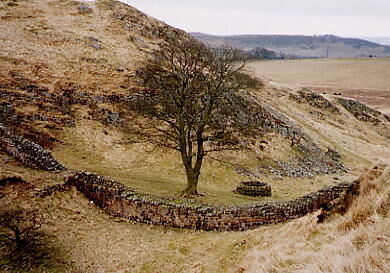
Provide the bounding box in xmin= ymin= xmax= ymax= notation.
xmin=0 ymin=123 xmax=360 ymax=231
xmin=66 ymin=172 xmax=359 ymax=231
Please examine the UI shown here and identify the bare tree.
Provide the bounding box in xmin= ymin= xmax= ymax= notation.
xmin=130 ymin=36 xmax=263 ymax=195
xmin=0 ymin=205 xmax=55 ymax=270
xmin=0 ymin=207 xmax=43 ymax=251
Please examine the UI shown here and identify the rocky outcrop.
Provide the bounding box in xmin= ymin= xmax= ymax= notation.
xmin=338 ymin=97 xmax=390 ymax=138
xmin=338 ymin=97 xmax=390 ymax=124
xmin=265 ymin=155 xmax=346 ymax=178
xmin=0 ymin=124 xmax=66 ymax=171
xmin=290 ymin=88 xmax=340 ymax=113
xmin=78 ymin=3 xmax=92 ymax=14
xmin=66 ymin=172 xmax=359 ymax=231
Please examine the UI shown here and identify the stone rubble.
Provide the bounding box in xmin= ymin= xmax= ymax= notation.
xmin=290 ymin=88 xmax=340 ymax=113
xmin=266 ymin=155 xmax=347 ymax=178
xmin=0 ymin=124 xmax=66 ymax=172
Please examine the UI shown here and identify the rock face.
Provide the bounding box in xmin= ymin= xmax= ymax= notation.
xmin=66 ymin=172 xmax=360 ymax=231
xmin=338 ymin=97 xmax=390 ymax=139
xmin=338 ymin=98 xmax=390 ymax=124
xmin=0 ymin=124 xmax=66 ymax=172
xmin=234 ymin=181 xmax=272 ymax=197
xmin=253 ymin=101 xmax=346 ymax=176
xmin=290 ymin=89 xmax=340 ymax=113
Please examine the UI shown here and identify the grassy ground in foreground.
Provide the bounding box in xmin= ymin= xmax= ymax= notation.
xmin=1 ymin=157 xmax=388 ymax=273
xmin=241 ymin=164 xmax=390 ymax=273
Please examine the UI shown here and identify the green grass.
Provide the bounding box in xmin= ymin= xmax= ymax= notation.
xmin=50 ymin=120 xmax=353 ymax=206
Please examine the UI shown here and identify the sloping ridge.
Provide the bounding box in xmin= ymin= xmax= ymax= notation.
xmin=191 ymin=33 xmax=390 ymax=58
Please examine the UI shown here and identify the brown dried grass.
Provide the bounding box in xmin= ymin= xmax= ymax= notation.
xmin=240 ymin=165 xmax=390 ymax=273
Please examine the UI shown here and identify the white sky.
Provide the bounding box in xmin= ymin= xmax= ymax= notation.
xmin=122 ymin=0 xmax=390 ymax=37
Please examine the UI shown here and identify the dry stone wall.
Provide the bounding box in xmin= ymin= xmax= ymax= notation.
xmin=0 ymin=123 xmax=359 ymax=231
xmin=0 ymin=123 xmax=66 ymax=171
xmin=66 ymin=172 xmax=359 ymax=231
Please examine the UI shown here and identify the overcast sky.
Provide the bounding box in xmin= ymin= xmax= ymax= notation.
xmin=123 ymin=0 xmax=390 ymax=37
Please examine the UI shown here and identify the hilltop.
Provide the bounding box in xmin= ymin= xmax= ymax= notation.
xmin=191 ymin=33 xmax=390 ymax=58
xmin=0 ymin=0 xmax=389 ymax=272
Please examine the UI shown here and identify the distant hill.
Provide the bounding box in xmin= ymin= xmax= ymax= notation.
xmin=191 ymin=33 xmax=390 ymax=58
xmin=359 ymin=37 xmax=390 ymax=46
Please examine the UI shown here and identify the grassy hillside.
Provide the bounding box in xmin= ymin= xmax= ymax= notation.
xmin=0 ymin=0 xmax=389 ymax=272
xmin=0 ymin=0 xmax=169 ymax=95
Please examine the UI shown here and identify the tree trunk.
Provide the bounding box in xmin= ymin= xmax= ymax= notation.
xmin=180 ymin=135 xmax=203 ymax=196
xmin=183 ymin=168 xmax=200 ymax=195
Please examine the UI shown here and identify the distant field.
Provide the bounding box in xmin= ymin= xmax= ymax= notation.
xmin=248 ymin=58 xmax=390 ymax=113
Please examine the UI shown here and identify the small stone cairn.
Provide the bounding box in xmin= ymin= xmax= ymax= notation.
xmin=234 ymin=181 xmax=272 ymax=197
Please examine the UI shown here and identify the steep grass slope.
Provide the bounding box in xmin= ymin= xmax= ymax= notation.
xmin=241 ymin=165 xmax=389 ymax=273
xmin=0 ymin=1 xmax=389 ymax=271
xmin=0 ymin=0 xmax=162 ymax=95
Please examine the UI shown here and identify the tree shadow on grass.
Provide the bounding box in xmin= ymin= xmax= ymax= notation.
xmin=0 ymin=231 xmax=69 ymax=272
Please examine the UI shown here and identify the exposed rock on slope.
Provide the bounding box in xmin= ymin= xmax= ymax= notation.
xmin=290 ymin=89 xmax=340 ymax=114
xmin=0 ymin=124 xmax=66 ymax=171
xmin=338 ymin=97 xmax=390 ymax=138
xmin=338 ymin=97 xmax=390 ymax=124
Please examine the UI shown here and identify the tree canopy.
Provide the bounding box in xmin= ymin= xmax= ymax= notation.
xmin=129 ymin=36 xmax=264 ymax=195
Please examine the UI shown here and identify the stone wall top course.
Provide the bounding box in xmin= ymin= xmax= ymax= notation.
xmin=65 ymin=171 xmax=360 ymax=231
